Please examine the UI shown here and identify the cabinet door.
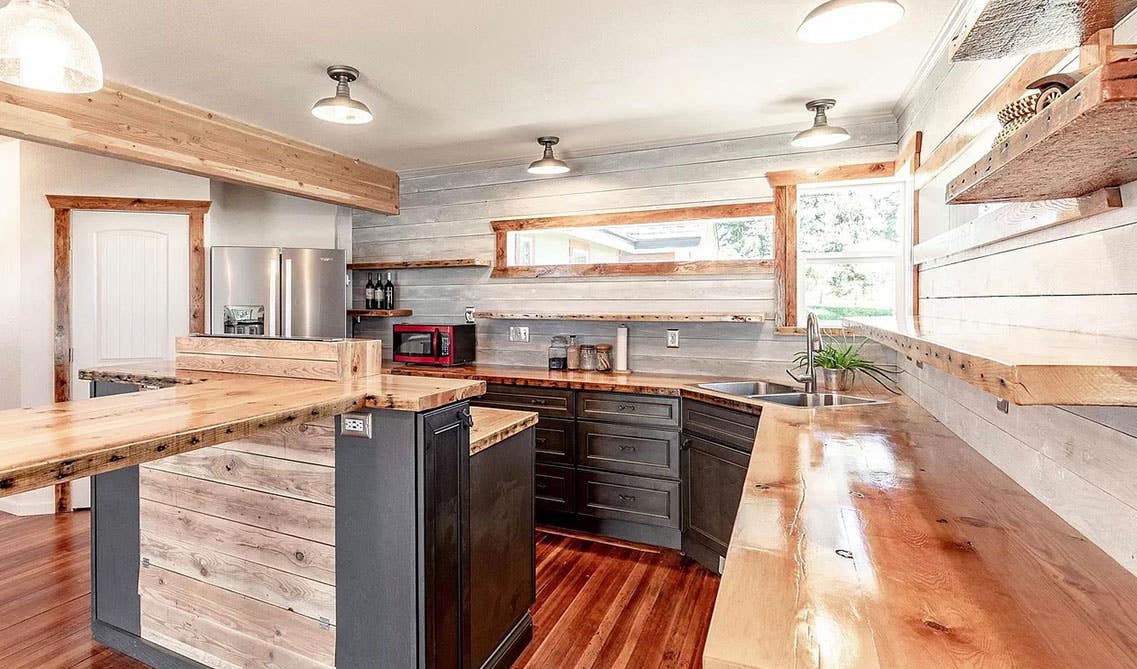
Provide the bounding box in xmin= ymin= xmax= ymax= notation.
xmin=535 ymin=463 xmax=575 ymax=514
xmin=534 ymin=417 xmax=575 ymax=465
xmin=682 ymin=434 xmax=749 ymax=564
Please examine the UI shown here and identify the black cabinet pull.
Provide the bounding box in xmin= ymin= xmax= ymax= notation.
xmin=530 ymin=398 xmax=548 ymax=405
xmin=618 ymin=494 xmax=636 ymax=502
xmin=682 ymin=439 xmax=693 ymax=448
xmin=536 ymin=483 xmax=548 ymax=490
xmin=535 ymin=437 xmax=547 ymax=446
xmin=458 ymin=409 xmax=474 ymax=427
xmin=617 ymin=404 xmax=636 ymax=412
xmin=618 ymin=444 xmax=636 ymax=452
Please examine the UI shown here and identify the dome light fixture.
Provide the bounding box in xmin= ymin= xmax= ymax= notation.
xmin=791 ymin=99 xmax=851 ymax=148
xmin=797 ymin=0 xmax=905 ymax=44
xmin=0 ymin=0 xmax=103 ymax=94
xmin=527 ymin=136 xmax=570 ymax=175
xmin=311 ymin=65 xmax=373 ymax=125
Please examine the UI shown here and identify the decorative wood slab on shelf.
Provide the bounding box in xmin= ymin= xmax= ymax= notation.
xmin=175 ymin=336 xmax=382 ymax=381
xmin=472 ymin=312 xmax=766 ymax=323
xmin=949 ymin=0 xmax=1137 ymax=62
xmin=947 ymin=61 xmax=1137 ymax=204
xmin=347 ymin=258 xmax=492 ymax=270
xmin=846 ymin=316 xmax=1137 ymax=406
xmin=347 ymin=309 xmax=413 ymax=318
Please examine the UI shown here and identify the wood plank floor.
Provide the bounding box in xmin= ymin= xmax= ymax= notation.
xmin=0 ymin=511 xmax=717 ymax=668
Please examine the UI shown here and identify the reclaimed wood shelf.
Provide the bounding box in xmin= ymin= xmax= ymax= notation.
xmin=846 ymin=316 xmax=1137 ymax=406
xmin=348 ymin=258 xmax=492 ymax=270
xmin=347 ymin=309 xmax=412 ymax=318
xmin=472 ymin=312 xmax=765 ymax=323
xmin=947 ymin=62 xmax=1137 ymax=204
xmin=949 ymin=0 xmax=1137 ymax=62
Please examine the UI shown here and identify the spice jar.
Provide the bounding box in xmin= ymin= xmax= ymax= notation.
xmin=566 ymin=335 xmax=581 ymax=370
xmin=579 ymin=344 xmax=599 ymax=371
xmin=596 ymin=344 xmax=613 ymax=372
xmin=548 ymin=335 xmax=570 ymax=370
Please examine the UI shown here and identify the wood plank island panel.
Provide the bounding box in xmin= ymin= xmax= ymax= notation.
xmin=0 ymin=80 xmax=398 ymax=215
xmin=949 ymin=0 xmax=1137 ymax=62
xmin=175 ymin=336 xmax=382 ymax=381
xmin=348 ymin=258 xmax=492 ymax=270
xmin=473 ymin=312 xmax=766 ymax=323
xmin=947 ymin=62 xmax=1137 ymax=204
xmin=846 ymin=316 xmax=1137 ymax=405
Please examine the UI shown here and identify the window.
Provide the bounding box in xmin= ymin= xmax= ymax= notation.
xmin=492 ymin=202 xmax=776 ymax=278
xmin=795 ymin=182 xmax=904 ymax=325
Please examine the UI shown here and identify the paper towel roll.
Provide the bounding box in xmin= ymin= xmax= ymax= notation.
xmin=615 ymin=325 xmax=629 ymax=372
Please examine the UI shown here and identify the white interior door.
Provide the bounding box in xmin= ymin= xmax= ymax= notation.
xmin=70 ymin=211 xmax=190 ymax=508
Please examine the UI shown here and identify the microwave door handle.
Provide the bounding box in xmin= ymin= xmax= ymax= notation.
xmin=434 ymin=328 xmax=441 ymax=360
xmin=283 ymin=258 xmax=293 ymax=338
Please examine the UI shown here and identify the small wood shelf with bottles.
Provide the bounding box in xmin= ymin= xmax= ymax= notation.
xmin=347 ymin=258 xmax=492 ymax=270
xmin=348 ymin=309 xmax=412 ymax=318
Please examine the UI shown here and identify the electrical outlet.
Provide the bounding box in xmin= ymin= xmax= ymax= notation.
xmin=666 ymin=329 xmax=680 ymax=348
xmin=340 ymin=412 xmax=372 ymax=438
xmin=509 ymin=326 xmax=530 ymax=342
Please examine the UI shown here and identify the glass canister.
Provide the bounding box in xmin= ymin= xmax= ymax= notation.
xmin=566 ymin=335 xmax=581 ymax=370
xmin=596 ymin=344 xmax=613 ymax=372
xmin=548 ymin=335 xmax=570 ymax=370
xmin=579 ymin=344 xmax=599 ymax=371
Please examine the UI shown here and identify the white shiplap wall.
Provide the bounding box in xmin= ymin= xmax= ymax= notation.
xmin=351 ymin=121 xmax=897 ymax=377
xmin=897 ymin=14 xmax=1137 ymax=572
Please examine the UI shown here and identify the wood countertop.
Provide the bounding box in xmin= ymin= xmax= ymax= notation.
xmin=0 ymin=364 xmax=484 ymax=499
xmin=468 ymin=407 xmax=538 ymax=456
xmin=704 ymin=395 xmax=1137 ymax=668
xmin=387 ymin=363 xmax=722 ymax=396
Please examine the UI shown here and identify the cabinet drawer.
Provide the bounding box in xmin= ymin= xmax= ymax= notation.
xmin=576 ymin=421 xmax=679 ymax=479
xmin=473 ymin=384 xmax=575 ymax=418
xmin=576 ymin=471 xmax=680 ymax=529
xmin=534 ymin=418 xmax=575 ymax=465
xmin=576 ymin=392 xmax=680 ymax=428
xmin=535 ymin=464 xmax=575 ymax=514
xmin=682 ymin=399 xmax=760 ymax=453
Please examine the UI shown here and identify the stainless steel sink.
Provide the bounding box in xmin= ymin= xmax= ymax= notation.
xmin=751 ymin=392 xmax=886 ymax=408
xmin=696 ymin=381 xmax=797 ymax=397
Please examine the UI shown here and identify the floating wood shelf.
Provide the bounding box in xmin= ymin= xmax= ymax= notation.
xmin=347 ymin=309 xmax=412 ymax=318
xmin=473 ymin=312 xmax=765 ymax=323
xmin=947 ymin=62 xmax=1137 ymax=204
xmin=348 ymin=258 xmax=492 ymax=270
xmin=949 ymin=0 xmax=1137 ymax=62
xmin=846 ymin=316 xmax=1137 ymax=406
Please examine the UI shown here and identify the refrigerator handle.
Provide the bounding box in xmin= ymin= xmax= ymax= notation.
xmin=283 ymin=258 xmax=293 ymax=338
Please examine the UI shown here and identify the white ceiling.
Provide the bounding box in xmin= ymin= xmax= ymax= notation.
xmin=70 ymin=0 xmax=956 ymax=171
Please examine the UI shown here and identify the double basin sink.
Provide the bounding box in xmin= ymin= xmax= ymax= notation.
xmin=695 ymin=381 xmax=886 ymax=408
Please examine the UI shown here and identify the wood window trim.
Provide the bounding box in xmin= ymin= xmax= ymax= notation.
xmin=48 ymin=195 xmax=210 ymax=514
xmin=491 ymin=202 xmax=776 ymax=279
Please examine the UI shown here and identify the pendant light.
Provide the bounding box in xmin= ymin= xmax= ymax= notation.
xmin=527 ymin=137 xmax=570 ymax=175
xmin=311 ymin=65 xmax=373 ymax=125
xmin=797 ymin=0 xmax=905 ymax=43
xmin=791 ymin=99 xmax=851 ymax=148
xmin=0 ymin=0 xmax=103 ymax=93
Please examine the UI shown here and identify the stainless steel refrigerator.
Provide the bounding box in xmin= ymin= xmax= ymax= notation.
xmin=210 ymin=246 xmax=347 ymax=338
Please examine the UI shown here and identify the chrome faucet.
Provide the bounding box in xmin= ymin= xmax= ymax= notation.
xmin=787 ymin=312 xmax=822 ymax=393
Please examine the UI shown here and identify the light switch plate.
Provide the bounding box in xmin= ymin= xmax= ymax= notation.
xmin=340 ymin=412 xmax=372 ymax=438
xmin=509 ymin=326 xmax=530 ymax=343
xmin=666 ymin=329 xmax=680 ymax=348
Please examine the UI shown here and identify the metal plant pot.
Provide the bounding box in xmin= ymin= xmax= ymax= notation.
xmin=821 ymin=368 xmax=854 ymax=392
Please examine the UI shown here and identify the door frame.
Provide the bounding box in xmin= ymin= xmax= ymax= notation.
xmin=47 ymin=195 xmax=210 ymax=513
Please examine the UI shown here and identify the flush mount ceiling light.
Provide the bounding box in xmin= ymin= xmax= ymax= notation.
xmin=791 ymin=99 xmax=851 ymax=148
xmin=0 ymin=0 xmax=103 ymax=93
xmin=311 ymin=65 xmax=373 ymax=125
xmin=797 ymin=0 xmax=905 ymax=43
xmin=527 ymin=136 xmax=570 ymax=175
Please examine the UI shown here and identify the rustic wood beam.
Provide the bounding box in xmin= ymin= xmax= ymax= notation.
xmin=765 ymin=161 xmax=895 ymax=188
xmin=2 ymin=81 xmax=399 ymax=215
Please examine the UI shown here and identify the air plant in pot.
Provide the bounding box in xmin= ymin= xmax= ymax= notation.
xmin=793 ymin=335 xmax=901 ymax=393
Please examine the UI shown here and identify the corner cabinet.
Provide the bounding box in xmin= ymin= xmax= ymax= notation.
xmin=680 ymin=399 xmax=760 ymax=574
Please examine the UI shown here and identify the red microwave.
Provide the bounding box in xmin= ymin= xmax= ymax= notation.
xmin=392 ymin=323 xmax=476 ymax=366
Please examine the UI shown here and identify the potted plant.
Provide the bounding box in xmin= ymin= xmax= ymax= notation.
xmin=793 ymin=335 xmax=901 ymax=393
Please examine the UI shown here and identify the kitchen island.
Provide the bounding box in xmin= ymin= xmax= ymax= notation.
xmin=0 ymin=350 xmax=538 ymax=669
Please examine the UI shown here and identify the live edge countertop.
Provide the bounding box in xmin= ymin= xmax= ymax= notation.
xmin=389 ymin=363 xmax=1137 ymax=667
xmin=0 ymin=363 xmax=484 ymax=499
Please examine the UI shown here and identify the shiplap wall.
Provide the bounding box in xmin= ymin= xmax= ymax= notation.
xmin=351 ymin=121 xmax=897 ymax=377
xmin=897 ymin=14 xmax=1137 ymax=572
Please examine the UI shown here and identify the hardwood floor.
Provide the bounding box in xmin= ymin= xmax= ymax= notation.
xmin=0 ymin=511 xmax=717 ymax=668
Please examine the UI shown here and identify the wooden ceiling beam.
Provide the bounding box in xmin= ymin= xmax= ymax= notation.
xmin=0 ymin=80 xmax=399 ymax=215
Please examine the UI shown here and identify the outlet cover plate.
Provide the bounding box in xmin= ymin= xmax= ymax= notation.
xmin=341 ymin=412 xmax=372 ymax=439
xmin=509 ymin=326 xmax=530 ymax=343
xmin=666 ymin=329 xmax=680 ymax=348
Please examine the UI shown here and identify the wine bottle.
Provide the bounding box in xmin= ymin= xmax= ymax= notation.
xmin=383 ymin=272 xmax=396 ymax=311
xmin=365 ymin=273 xmax=376 ymax=310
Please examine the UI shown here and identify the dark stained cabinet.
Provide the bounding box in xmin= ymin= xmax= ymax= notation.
xmin=535 ymin=463 xmax=575 ymax=513
xmin=575 ymin=420 xmax=680 ymax=479
xmin=533 ymin=417 xmax=575 ymax=464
